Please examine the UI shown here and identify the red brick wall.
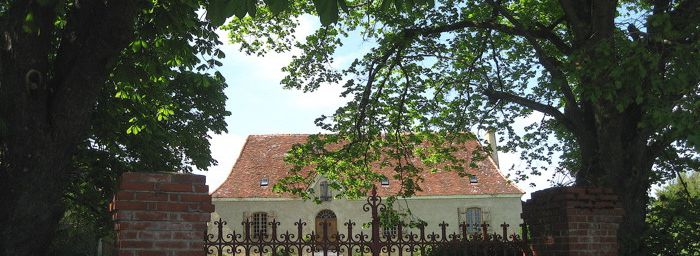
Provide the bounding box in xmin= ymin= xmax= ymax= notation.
xmin=522 ymin=187 xmax=623 ymax=256
xmin=110 ymin=172 xmax=214 ymax=256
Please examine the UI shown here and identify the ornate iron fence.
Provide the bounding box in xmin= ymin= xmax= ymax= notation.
xmin=205 ymin=187 xmax=531 ymax=256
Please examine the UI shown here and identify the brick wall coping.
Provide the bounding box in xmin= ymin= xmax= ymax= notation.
xmin=524 ymin=186 xmax=622 ymax=211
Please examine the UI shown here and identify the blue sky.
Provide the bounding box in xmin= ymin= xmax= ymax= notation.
xmin=193 ymin=17 xmax=553 ymax=199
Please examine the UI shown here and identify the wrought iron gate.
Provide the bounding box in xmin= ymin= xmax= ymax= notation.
xmin=205 ymin=187 xmax=531 ymax=256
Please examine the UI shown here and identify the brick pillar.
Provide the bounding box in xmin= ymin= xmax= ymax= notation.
xmin=110 ymin=172 xmax=214 ymax=256
xmin=522 ymin=187 xmax=623 ymax=256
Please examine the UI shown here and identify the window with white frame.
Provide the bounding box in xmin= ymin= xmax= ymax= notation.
xmin=251 ymin=212 xmax=268 ymax=239
xmin=465 ymin=207 xmax=482 ymax=232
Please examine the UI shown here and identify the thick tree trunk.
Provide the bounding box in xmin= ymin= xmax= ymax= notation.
xmin=615 ymin=181 xmax=650 ymax=256
xmin=0 ymin=144 xmax=73 ymax=255
xmin=576 ymin=152 xmax=651 ymax=256
xmin=561 ymin=0 xmax=654 ymax=252
xmin=576 ymin=108 xmax=653 ymax=256
xmin=0 ymin=1 xmax=139 ymax=255
xmin=0 ymin=57 xmax=66 ymax=253
xmin=610 ymin=142 xmax=653 ymax=256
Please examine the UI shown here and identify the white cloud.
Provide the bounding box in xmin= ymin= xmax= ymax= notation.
xmin=287 ymin=83 xmax=348 ymax=110
xmin=193 ymin=132 xmax=246 ymax=192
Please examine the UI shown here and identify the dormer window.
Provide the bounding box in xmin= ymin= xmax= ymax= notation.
xmin=260 ymin=178 xmax=269 ymax=187
xmin=380 ymin=177 xmax=389 ymax=186
xmin=469 ymin=176 xmax=478 ymax=184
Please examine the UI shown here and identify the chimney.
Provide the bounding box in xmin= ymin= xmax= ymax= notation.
xmin=486 ymin=129 xmax=499 ymax=168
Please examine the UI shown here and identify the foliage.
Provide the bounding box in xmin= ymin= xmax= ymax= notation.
xmin=223 ymin=0 xmax=699 ymax=254
xmin=379 ymin=195 xmax=426 ymax=229
xmin=646 ymin=172 xmax=700 ymax=256
xmin=46 ymin=208 xmax=112 ymax=256
xmin=0 ymin=0 xmax=355 ymax=254
xmin=51 ymin=1 xmax=231 ymax=251
xmin=229 ymin=0 xmax=699 ymax=194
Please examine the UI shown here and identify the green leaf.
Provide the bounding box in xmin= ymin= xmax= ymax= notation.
xmin=313 ymin=0 xmax=339 ymax=26
xmin=246 ymin=0 xmax=257 ymax=18
xmin=130 ymin=41 xmax=140 ymax=53
xmin=232 ymin=0 xmax=247 ymax=19
xmin=402 ymin=0 xmax=415 ymax=11
xmin=338 ymin=0 xmax=349 ymax=13
xmin=208 ymin=0 xmax=257 ymax=25
xmin=689 ymin=134 xmax=700 ymax=152
xmin=380 ymin=0 xmax=392 ymax=11
xmin=263 ymin=0 xmax=289 ymax=15
xmin=23 ymin=12 xmax=36 ymax=33
xmin=206 ymin=0 xmax=231 ymax=27
xmin=392 ymin=0 xmax=402 ymax=12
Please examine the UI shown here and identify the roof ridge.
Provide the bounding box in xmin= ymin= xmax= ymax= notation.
xmin=249 ymin=133 xmax=317 ymax=136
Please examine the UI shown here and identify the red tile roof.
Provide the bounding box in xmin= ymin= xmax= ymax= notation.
xmin=211 ymin=134 xmax=523 ymax=198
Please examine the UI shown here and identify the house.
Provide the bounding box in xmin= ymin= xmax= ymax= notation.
xmin=210 ymin=134 xmax=524 ymax=240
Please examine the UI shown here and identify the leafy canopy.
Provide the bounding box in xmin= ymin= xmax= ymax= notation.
xmin=220 ymin=0 xmax=699 ymax=201
xmin=18 ymin=0 xmax=233 ymax=247
xmin=646 ymin=173 xmax=700 ymax=256
xmin=2 ymin=0 xmax=360 ymax=252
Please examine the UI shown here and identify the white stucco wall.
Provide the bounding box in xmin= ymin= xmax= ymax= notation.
xmin=209 ymin=194 xmax=523 ymax=239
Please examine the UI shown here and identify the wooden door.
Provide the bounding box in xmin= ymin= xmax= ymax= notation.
xmin=315 ymin=209 xmax=337 ymax=242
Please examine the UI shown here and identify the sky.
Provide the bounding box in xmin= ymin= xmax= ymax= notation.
xmin=192 ymin=16 xmax=553 ymax=199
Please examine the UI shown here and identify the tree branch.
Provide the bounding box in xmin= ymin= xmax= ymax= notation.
xmin=402 ymin=16 xmax=572 ymax=55
xmin=355 ymin=30 xmax=415 ymax=138
xmin=483 ymin=89 xmax=576 ymax=131
xmin=398 ymin=3 xmax=580 ymax=127
xmin=673 ymin=168 xmax=696 ymax=208
xmin=648 ymin=127 xmax=677 ymax=159
xmin=557 ymin=0 xmax=588 ymax=45
xmin=490 ymin=1 xmax=583 ymax=123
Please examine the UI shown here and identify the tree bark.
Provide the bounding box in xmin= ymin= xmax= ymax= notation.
xmin=0 ymin=1 xmax=139 ymax=255
xmin=576 ymin=103 xmax=652 ymax=256
xmin=556 ymin=1 xmax=655 ymax=254
xmin=615 ymin=178 xmax=650 ymax=256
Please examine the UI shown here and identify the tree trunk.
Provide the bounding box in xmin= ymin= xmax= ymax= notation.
xmin=616 ymin=182 xmax=650 ymax=256
xmin=561 ymin=0 xmax=654 ymax=250
xmin=0 ymin=60 xmax=73 ymax=254
xmin=0 ymin=144 xmax=73 ymax=255
xmin=577 ymin=107 xmax=653 ymax=256
xmin=0 ymin=1 xmax=139 ymax=255
xmin=609 ymin=145 xmax=652 ymax=256
xmin=576 ymin=154 xmax=651 ymax=256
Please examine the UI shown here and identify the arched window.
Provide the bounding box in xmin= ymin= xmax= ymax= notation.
xmin=465 ymin=207 xmax=482 ymax=232
xmin=251 ymin=212 xmax=268 ymax=239
xmin=316 ymin=209 xmax=336 ymax=219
